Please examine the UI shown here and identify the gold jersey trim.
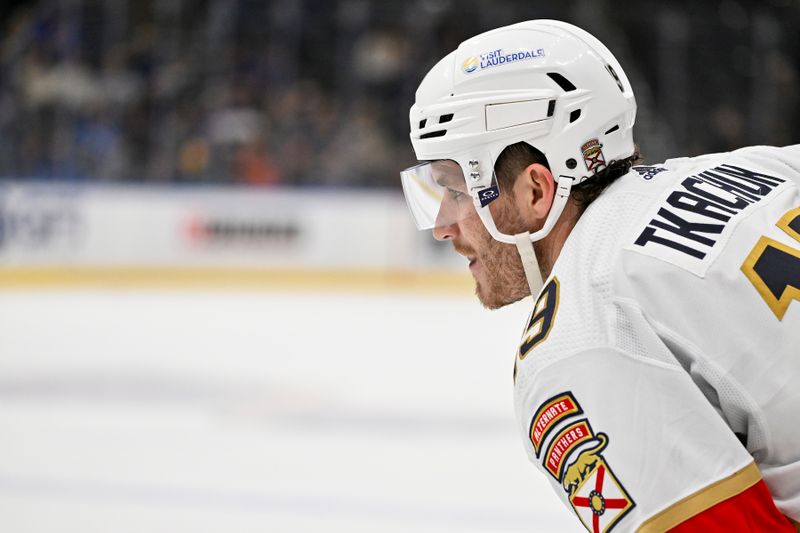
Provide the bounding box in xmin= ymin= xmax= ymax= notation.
xmin=638 ymin=462 xmax=761 ymax=533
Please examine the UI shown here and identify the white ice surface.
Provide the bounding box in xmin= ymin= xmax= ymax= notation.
xmin=0 ymin=288 xmax=582 ymax=532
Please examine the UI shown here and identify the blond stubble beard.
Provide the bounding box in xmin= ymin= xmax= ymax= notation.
xmin=474 ymin=238 xmax=530 ymax=309
xmin=470 ymin=205 xmax=541 ymax=310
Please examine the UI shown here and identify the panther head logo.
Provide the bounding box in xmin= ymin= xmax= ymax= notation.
xmin=562 ymin=433 xmax=609 ymax=495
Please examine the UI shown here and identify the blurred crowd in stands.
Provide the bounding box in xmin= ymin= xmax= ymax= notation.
xmin=0 ymin=0 xmax=798 ymax=187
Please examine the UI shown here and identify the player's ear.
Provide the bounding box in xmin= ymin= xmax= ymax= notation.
xmin=513 ymin=163 xmax=555 ymax=221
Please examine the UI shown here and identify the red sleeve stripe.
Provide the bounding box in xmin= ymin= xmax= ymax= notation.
xmin=639 ymin=462 xmax=794 ymax=532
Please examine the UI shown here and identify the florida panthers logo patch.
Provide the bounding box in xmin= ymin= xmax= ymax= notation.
xmin=531 ymin=392 xmax=635 ymax=532
xmin=566 ymin=435 xmax=634 ymax=533
xmin=581 ymin=139 xmax=607 ymax=174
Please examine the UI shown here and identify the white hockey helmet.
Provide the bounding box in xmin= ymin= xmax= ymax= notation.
xmin=400 ymin=20 xmax=636 ymax=293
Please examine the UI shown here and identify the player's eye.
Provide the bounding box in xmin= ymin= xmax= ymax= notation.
xmin=447 ymin=188 xmax=466 ymax=201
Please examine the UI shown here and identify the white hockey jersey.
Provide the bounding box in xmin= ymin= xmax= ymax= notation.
xmin=513 ymin=145 xmax=800 ymax=531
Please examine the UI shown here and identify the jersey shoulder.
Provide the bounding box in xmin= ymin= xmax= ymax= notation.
xmin=514 ymin=143 xmax=800 ymax=382
xmin=617 ymin=144 xmax=800 ymax=278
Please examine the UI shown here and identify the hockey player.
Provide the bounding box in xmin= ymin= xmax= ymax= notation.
xmin=400 ymin=20 xmax=800 ymax=532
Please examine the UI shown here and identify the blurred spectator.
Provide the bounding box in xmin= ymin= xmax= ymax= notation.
xmin=0 ymin=0 xmax=798 ymax=187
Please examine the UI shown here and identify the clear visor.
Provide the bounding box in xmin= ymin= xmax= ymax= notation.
xmin=400 ymin=159 xmax=480 ymax=230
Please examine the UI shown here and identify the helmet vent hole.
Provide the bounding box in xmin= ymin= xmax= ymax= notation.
xmin=605 ymin=64 xmax=624 ymax=93
xmin=420 ymin=130 xmax=447 ymax=139
xmin=569 ymin=109 xmax=581 ymax=123
xmin=547 ymin=100 xmax=555 ymax=117
xmin=605 ymin=124 xmax=620 ymax=135
xmin=439 ymin=113 xmax=454 ymax=124
xmin=547 ymin=72 xmax=576 ymax=92
xmin=419 ymin=119 xmax=427 ymax=129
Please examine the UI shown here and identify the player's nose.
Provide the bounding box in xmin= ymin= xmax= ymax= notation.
xmin=432 ymin=220 xmax=458 ymax=241
xmin=432 ymin=201 xmax=459 ymax=241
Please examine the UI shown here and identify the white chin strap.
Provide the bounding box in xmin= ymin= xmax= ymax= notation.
xmin=514 ymin=232 xmax=544 ymax=297
xmin=510 ymin=177 xmax=574 ymax=298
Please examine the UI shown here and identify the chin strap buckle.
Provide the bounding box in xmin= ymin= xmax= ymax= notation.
xmin=556 ymin=176 xmax=575 ymax=198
